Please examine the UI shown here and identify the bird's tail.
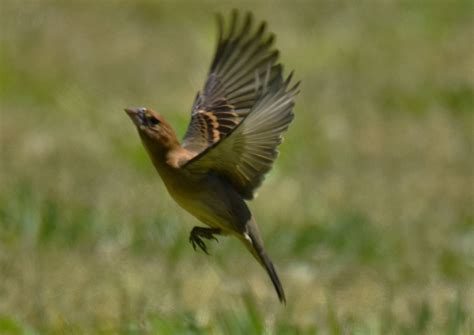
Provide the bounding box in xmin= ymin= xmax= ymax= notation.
xmin=240 ymin=219 xmax=286 ymax=304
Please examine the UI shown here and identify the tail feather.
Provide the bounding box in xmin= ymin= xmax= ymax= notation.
xmin=241 ymin=224 xmax=286 ymax=304
xmin=255 ymin=246 xmax=286 ymax=304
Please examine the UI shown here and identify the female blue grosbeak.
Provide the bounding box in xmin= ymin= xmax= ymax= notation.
xmin=125 ymin=10 xmax=299 ymax=303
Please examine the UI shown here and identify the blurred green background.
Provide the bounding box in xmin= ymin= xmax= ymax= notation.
xmin=1 ymin=1 xmax=473 ymax=334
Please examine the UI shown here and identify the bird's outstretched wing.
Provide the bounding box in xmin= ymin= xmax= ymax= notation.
xmin=182 ymin=73 xmax=300 ymax=199
xmin=182 ymin=10 xmax=282 ymax=154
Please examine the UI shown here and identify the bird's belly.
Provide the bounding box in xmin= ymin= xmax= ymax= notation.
xmin=165 ymin=179 xmax=232 ymax=231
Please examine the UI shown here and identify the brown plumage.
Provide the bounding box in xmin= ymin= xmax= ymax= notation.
xmin=125 ymin=10 xmax=299 ymax=303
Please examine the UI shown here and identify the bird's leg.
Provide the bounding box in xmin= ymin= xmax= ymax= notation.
xmin=189 ymin=227 xmax=221 ymax=254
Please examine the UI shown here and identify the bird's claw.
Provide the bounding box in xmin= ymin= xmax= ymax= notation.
xmin=190 ymin=235 xmax=210 ymax=254
xmin=189 ymin=227 xmax=221 ymax=255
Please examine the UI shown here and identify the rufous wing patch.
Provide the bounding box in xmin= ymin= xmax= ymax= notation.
xmin=197 ymin=109 xmax=240 ymax=144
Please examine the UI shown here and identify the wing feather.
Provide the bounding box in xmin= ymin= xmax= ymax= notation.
xmin=183 ymin=74 xmax=300 ymax=199
xmin=182 ymin=11 xmax=281 ymax=154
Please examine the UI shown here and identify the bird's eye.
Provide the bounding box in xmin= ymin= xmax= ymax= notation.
xmin=147 ymin=116 xmax=160 ymax=126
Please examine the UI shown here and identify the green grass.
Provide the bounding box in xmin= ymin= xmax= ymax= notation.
xmin=1 ymin=0 xmax=473 ymax=334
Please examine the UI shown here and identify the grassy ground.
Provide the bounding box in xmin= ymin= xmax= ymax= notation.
xmin=1 ymin=1 xmax=473 ymax=334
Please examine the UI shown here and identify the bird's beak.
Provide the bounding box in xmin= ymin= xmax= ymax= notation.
xmin=124 ymin=108 xmax=142 ymax=127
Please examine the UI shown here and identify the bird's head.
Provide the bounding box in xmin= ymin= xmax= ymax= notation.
xmin=125 ymin=107 xmax=178 ymax=150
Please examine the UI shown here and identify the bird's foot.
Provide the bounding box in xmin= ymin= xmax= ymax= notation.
xmin=189 ymin=227 xmax=221 ymax=255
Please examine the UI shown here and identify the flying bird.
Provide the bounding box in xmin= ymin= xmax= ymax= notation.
xmin=125 ymin=10 xmax=299 ymax=303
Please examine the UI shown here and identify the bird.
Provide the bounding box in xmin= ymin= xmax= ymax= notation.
xmin=125 ymin=10 xmax=299 ymax=304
